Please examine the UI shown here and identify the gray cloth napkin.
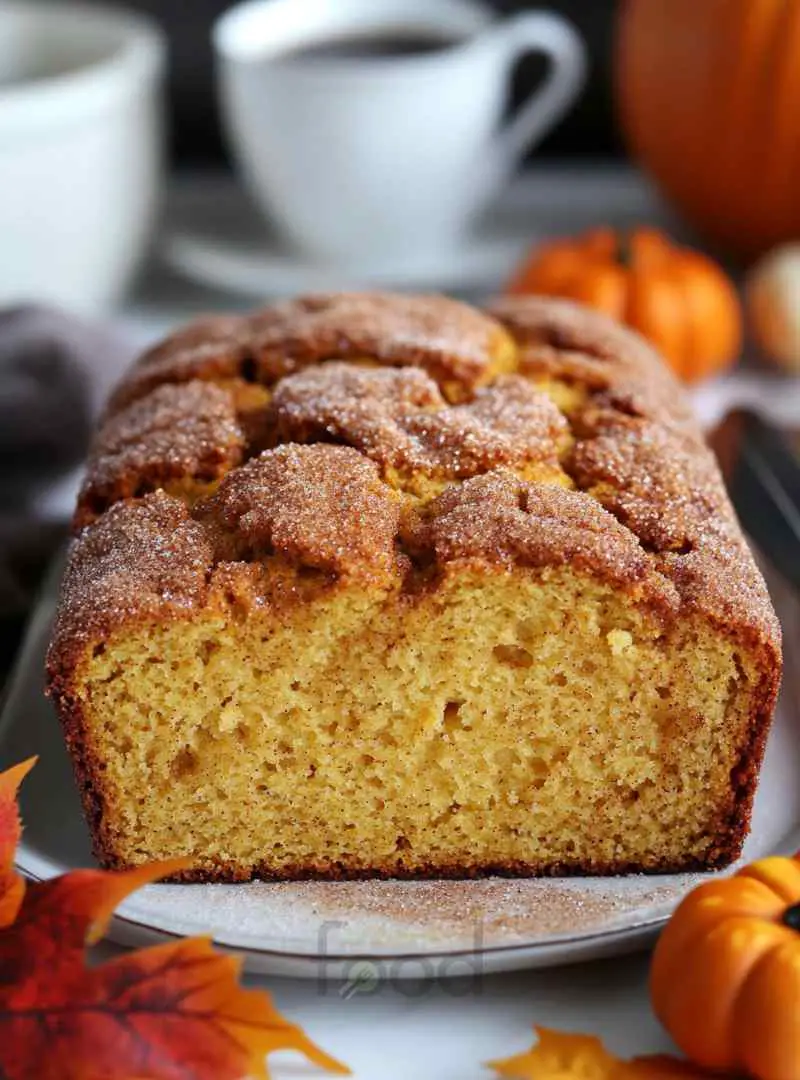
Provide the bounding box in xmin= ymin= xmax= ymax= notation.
xmin=0 ymin=306 xmax=134 ymax=666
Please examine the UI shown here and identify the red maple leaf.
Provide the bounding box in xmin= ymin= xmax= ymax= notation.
xmin=0 ymin=761 xmax=350 ymax=1080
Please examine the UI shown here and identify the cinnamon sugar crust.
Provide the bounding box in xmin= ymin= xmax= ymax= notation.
xmin=106 ymin=315 xmax=253 ymax=414
xmin=108 ymin=292 xmax=515 ymax=414
xmin=199 ymin=444 xmax=402 ymax=583
xmin=487 ymin=294 xmax=699 ymax=435
xmin=269 ymin=364 xmax=568 ymax=488
xmin=249 ymin=292 xmax=516 ymax=393
xmin=65 ymin=293 xmax=779 ymax=647
xmin=567 ymin=418 xmax=733 ymax=552
xmin=75 ymin=381 xmax=246 ymax=528
xmin=54 ymin=492 xmax=215 ymax=660
xmin=48 ymin=292 xmax=782 ymax=881
xmin=410 ymin=471 xmax=674 ymax=599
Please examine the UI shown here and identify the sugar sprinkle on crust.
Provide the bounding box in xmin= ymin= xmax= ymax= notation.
xmin=198 ymin=443 xmax=402 ymax=582
xmin=413 ymin=470 xmax=674 ymax=597
xmin=270 ymin=363 xmax=567 ymax=483
xmin=108 ymin=291 xmax=514 ymax=414
xmin=76 ymin=380 xmax=246 ymax=528
xmin=248 ymin=292 xmax=515 ymax=392
xmin=488 ymin=293 xmax=699 ymax=435
xmin=54 ymin=492 xmax=215 ymax=659
xmin=63 ymin=293 xmax=779 ymax=649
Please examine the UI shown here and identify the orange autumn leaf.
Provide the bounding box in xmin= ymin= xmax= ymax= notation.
xmin=0 ymin=758 xmax=36 ymax=928
xmin=487 ymin=1027 xmax=717 ymax=1080
xmin=488 ymin=1027 xmax=625 ymax=1079
xmin=0 ymin=762 xmax=350 ymax=1080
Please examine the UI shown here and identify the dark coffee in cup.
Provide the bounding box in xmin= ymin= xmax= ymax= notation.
xmin=277 ymin=29 xmax=464 ymax=62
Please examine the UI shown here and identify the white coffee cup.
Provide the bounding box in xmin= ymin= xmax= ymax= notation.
xmin=213 ymin=0 xmax=585 ymax=265
xmin=0 ymin=0 xmax=164 ymax=312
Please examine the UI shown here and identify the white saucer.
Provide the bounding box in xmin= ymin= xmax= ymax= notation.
xmin=160 ymin=168 xmax=670 ymax=298
xmin=164 ymin=229 xmax=529 ymax=297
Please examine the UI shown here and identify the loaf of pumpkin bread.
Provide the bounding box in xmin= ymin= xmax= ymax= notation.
xmin=47 ymin=293 xmax=781 ymax=880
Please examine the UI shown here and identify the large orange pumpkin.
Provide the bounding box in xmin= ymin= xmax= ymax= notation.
xmin=505 ymin=227 xmax=741 ymax=383
xmin=616 ymin=0 xmax=800 ymax=259
xmin=651 ymin=855 xmax=800 ymax=1080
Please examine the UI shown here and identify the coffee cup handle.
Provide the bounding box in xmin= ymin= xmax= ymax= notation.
xmin=491 ymin=13 xmax=586 ymax=173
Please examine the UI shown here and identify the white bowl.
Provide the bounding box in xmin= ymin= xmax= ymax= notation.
xmin=0 ymin=1 xmax=165 ymax=313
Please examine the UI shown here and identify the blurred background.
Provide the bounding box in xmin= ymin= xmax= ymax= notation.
xmin=1 ymin=0 xmax=799 ymax=685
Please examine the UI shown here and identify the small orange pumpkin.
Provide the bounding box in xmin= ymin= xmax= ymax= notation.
xmin=505 ymin=227 xmax=741 ymax=383
xmin=651 ymin=855 xmax=800 ymax=1080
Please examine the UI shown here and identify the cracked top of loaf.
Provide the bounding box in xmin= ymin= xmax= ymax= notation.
xmin=55 ymin=292 xmax=780 ymax=663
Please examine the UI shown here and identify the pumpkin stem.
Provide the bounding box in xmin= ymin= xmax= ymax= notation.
xmin=782 ymin=902 xmax=800 ymax=930
xmin=616 ymin=232 xmax=633 ymax=269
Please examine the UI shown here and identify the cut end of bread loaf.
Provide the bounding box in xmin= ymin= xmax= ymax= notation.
xmin=56 ymin=567 xmax=771 ymax=878
xmin=47 ymin=292 xmax=782 ymax=880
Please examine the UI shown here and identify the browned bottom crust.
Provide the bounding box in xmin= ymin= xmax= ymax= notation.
xmin=92 ymin=850 xmax=743 ymax=884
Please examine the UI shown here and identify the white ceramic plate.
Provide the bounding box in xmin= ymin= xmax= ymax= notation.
xmin=2 ymin=566 xmax=797 ymax=979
